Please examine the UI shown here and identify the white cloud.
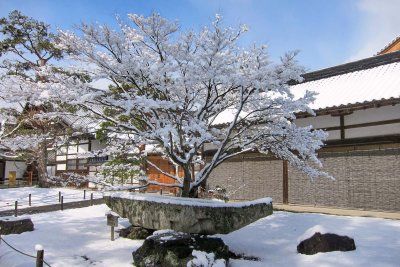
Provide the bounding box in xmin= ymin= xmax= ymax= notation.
xmin=348 ymin=0 xmax=400 ymax=61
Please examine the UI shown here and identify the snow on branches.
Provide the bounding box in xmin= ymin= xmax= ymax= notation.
xmin=0 ymin=10 xmax=91 ymax=186
xmin=38 ymin=13 xmax=326 ymax=196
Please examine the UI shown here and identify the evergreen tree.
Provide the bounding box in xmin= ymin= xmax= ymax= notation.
xmin=0 ymin=10 xmax=67 ymax=186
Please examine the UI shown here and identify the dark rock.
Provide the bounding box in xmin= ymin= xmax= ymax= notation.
xmin=0 ymin=218 xmax=34 ymax=235
xmin=132 ymin=231 xmax=229 ymax=267
xmin=297 ymin=232 xmax=356 ymax=255
xmin=119 ymin=226 xmax=133 ymax=238
xmin=229 ymin=251 xmax=260 ymax=261
xmin=119 ymin=225 xmax=154 ymax=240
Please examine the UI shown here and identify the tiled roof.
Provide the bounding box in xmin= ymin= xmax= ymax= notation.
xmin=291 ymin=51 xmax=400 ymax=110
xmin=62 ymin=112 xmax=100 ymax=134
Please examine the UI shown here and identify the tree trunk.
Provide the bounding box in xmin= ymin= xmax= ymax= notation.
xmin=36 ymin=142 xmax=48 ymax=187
xmin=181 ymin=165 xmax=193 ymax=197
xmin=189 ymin=186 xmax=199 ymax=198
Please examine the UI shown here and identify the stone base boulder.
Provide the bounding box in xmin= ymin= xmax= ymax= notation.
xmin=132 ymin=231 xmax=229 ymax=267
xmin=119 ymin=226 xmax=154 ymax=240
xmin=297 ymin=232 xmax=356 ymax=255
xmin=104 ymin=193 xmax=273 ymax=234
xmin=0 ymin=218 xmax=34 ymax=235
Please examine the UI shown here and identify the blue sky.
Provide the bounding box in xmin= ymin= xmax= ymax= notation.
xmin=0 ymin=0 xmax=399 ymax=71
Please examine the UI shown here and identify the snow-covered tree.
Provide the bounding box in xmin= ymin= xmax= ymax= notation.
xmin=89 ymin=137 xmax=144 ymax=187
xmin=39 ymin=13 xmax=327 ymax=196
xmin=0 ymin=10 xmax=78 ymax=186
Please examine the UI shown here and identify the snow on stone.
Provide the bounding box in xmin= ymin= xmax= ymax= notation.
xmin=151 ymin=229 xmax=176 ymax=236
xmin=0 ymin=215 xmax=31 ymax=221
xmin=35 ymin=244 xmax=44 ymax=251
xmin=297 ymin=224 xmax=329 ymax=243
xmin=105 ymin=210 xmax=120 ymax=217
xmin=148 ymin=229 xmax=186 ymax=241
xmin=159 ymin=235 xmax=176 ymax=241
xmin=187 ymin=250 xmax=226 ymax=267
xmin=105 ymin=192 xmax=272 ymax=207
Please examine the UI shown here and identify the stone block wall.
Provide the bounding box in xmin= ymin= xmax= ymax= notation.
xmin=206 ymin=153 xmax=283 ymax=202
xmin=289 ymin=149 xmax=400 ymax=211
xmin=206 ymin=148 xmax=400 ymax=211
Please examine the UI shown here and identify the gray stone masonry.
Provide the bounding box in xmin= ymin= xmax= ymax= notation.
xmin=206 ymin=149 xmax=400 ymax=211
xmin=104 ymin=194 xmax=273 ymax=234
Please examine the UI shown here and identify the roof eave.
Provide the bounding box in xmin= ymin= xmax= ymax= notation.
xmin=296 ymin=97 xmax=400 ymax=118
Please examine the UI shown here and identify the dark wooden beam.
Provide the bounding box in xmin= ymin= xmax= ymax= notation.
xmin=283 ymin=160 xmax=289 ymax=204
xmin=340 ymin=115 xmax=345 ymax=140
xmin=325 ymin=134 xmax=400 ymax=147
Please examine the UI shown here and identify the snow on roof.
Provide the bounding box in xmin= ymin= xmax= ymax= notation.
xmin=212 ymin=109 xmax=240 ymax=125
xmin=212 ymin=53 xmax=400 ymax=125
xmin=291 ymin=61 xmax=400 ymax=110
xmin=62 ymin=113 xmax=100 ymax=133
xmin=61 ymin=104 xmax=106 ymax=134
xmin=105 ymin=192 xmax=272 ymax=207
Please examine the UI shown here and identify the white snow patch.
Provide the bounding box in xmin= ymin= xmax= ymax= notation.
xmin=148 ymin=229 xmax=186 ymax=240
xmin=187 ymin=250 xmax=226 ymax=267
xmin=0 ymin=204 xmax=142 ymax=267
xmin=297 ymin=224 xmax=330 ymax=243
xmin=159 ymin=235 xmax=176 ymax=241
xmin=151 ymin=229 xmax=176 ymax=236
xmin=35 ymin=244 xmax=44 ymax=251
xmin=0 ymin=187 xmax=103 ymax=212
xmin=105 ymin=210 xmax=120 ymax=217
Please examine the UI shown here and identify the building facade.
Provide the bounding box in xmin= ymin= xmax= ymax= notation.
xmin=206 ymin=46 xmax=400 ymax=212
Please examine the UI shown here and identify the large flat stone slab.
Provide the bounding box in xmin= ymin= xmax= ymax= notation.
xmin=0 ymin=217 xmax=34 ymax=235
xmin=104 ymin=193 xmax=273 ymax=234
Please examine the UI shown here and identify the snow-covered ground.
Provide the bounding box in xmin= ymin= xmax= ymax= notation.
xmin=0 ymin=187 xmax=103 ymax=211
xmin=223 ymin=212 xmax=400 ymax=267
xmin=1 ymin=202 xmax=399 ymax=267
xmin=0 ymin=205 xmax=140 ymax=266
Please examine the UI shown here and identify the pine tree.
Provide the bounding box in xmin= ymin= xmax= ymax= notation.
xmin=0 ymin=10 xmax=66 ymax=186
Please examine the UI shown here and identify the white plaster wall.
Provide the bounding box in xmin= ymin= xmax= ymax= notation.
xmin=295 ymin=105 xmax=400 ymax=140
xmin=345 ymin=104 xmax=400 ymax=125
xmin=57 ymin=163 xmax=66 ymax=171
xmin=68 ymin=144 xmax=77 ymax=153
xmin=5 ymin=161 xmax=26 ymax=179
xmin=56 ymin=155 xmax=67 ymax=161
xmin=326 ymin=130 xmax=341 ymax=140
xmin=346 ymin=123 xmax=400 ymax=139
xmin=78 ymin=144 xmax=89 ymax=153
xmin=294 ymin=115 xmax=340 ymax=129
xmin=47 ymin=165 xmax=56 ymax=176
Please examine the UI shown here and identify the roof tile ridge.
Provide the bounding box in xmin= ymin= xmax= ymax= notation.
xmin=295 ymin=50 xmax=400 ymax=84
